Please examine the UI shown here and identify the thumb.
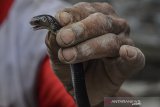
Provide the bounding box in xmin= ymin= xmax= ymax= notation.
xmin=45 ymin=31 xmax=72 ymax=91
xmin=117 ymin=45 xmax=145 ymax=77
xmin=45 ymin=31 xmax=60 ymax=65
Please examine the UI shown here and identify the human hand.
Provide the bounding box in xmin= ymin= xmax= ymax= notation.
xmin=45 ymin=2 xmax=145 ymax=106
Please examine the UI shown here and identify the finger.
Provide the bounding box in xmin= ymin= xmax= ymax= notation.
xmin=56 ymin=13 xmax=129 ymax=47
xmin=117 ymin=45 xmax=145 ymax=76
xmin=58 ymin=33 xmax=131 ymax=64
xmin=55 ymin=2 xmax=116 ymax=26
xmin=45 ymin=32 xmax=72 ymax=90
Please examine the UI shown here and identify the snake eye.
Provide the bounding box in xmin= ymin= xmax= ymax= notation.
xmin=30 ymin=17 xmax=41 ymax=25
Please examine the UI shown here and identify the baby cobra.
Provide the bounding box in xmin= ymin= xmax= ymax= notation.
xmin=30 ymin=15 xmax=91 ymax=107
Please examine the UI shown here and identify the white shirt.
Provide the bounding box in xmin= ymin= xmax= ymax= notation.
xmin=0 ymin=0 xmax=70 ymax=106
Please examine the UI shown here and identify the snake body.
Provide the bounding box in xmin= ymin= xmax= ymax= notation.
xmin=30 ymin=15 xmax=91 ymax=107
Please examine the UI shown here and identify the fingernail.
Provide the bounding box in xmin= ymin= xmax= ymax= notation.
xmin=61 ymin=48 xmax=76 ymax=62
xmin=60 ymin=29 xmax=75 ymax=45
xmin=126 ymin=47 xmax=137 ymax=58
xmin=58 ymin=12 xmax=72 ymax=26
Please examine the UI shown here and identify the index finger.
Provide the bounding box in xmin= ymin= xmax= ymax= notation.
xmin=55 ymin=2 xmax=117 ymax=26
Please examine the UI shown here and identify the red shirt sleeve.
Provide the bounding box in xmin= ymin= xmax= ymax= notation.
xmin=37 ymin=55 xmax=76 ymax=107
xmin=0 ymin=0 xmax=13 ymax=25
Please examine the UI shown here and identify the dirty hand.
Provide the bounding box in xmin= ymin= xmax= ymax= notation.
xmin=45 ymin=2 xmax=145 ymax=106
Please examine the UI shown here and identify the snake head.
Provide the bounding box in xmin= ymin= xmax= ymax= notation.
xmin=30 ymin=15 xmax=61 ymax=32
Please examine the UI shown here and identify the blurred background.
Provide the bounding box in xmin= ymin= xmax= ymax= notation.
xmin=65 ymin=0 xmax=160 ymax=106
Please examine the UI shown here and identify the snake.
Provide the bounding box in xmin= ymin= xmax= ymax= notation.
xmin=30 ymin=14 xmax=91 ymax=107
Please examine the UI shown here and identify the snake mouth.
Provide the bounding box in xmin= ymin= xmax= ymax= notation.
xmin=32 ymin=25 xmax=46 ymax=30
xmin=30 ymin=17 xmax=47 ymax=30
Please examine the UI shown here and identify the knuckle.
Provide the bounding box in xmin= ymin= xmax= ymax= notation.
xmin=91 ymin=13 xmax=114 ymax=32
xmin=115 ymin=18 xmax=130 ymax=35
xmin=121 ymin=19 xmax=130 ymax=34
xmin=106 ymin=34 xmax=121 ymax=55
xmin=122 ymin=19 xmax=128 ymax=28
xmin=77 ymin=43 xmax=94 ymax=58
xmin=100 ymin=34 xmax=120 ymax=57
xmin=105 ymin=15 xmax=113 ymax=29
xmin=71 ymin=22 xmax=84 ymax=38
xmin=91 ymin=12 xmax=106 ymax=20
